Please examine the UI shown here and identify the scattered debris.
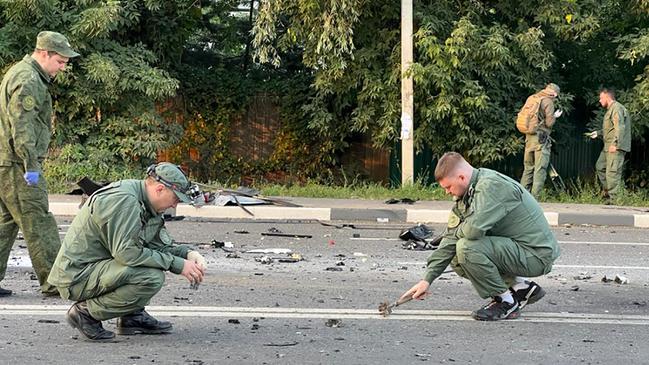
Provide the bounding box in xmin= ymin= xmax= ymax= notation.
xmin=399 ymin=224 xmax=440 ymax=251
xmin=29 ymin=274 xmax=37 ymax=280
xmin=335 ymin=261 xmax=345 ymax=266
xmin=573 ymin=273 xmax=592 ymax=280
xmin=325 ymin=319 xmax=342 ymax=328
xmin=582 ymin=339 xmax=595 ymax=343
xmin=614 ymin=275 xmax=629 ymax=284
xmin=234 ymin=230 xmax=249 ymax=234
xmin=263 ymin=342 xmax=299 ymax=347
xmin=174 ymin=296 xmax=190 ymax=301
xmin=376 ymin=218 xmax=389 ymax=223
xmin=225 ymin=252 xmax=240 ymax=259
xmin=601 ymin=276 xmax=614 ymax=283
xmin=633 ymin=301 xmax=647 ymax=306
xmin=256 ymin=256 xmax=273 ymax=265
xmin=268 ymin=227 xmax=283 ymax=233
xmin=384 ymin=198 xmax=417 ymax=205
xmin=570 ymin=285 xmax=579 ymax=291
xmin=37 ymin=319 xmax=59 ymax=324
xmin=251 ymin=324 xmax=260 ymax=330
xmin=325 ymin=267 xmax=343 ymax=272
xmin=352 ymin=233 xmax=360 ymax=238
xmin=415 ymin=353 xmax=432 ymax=358
xmin=228 ymin=319 xmax=240 ymax=324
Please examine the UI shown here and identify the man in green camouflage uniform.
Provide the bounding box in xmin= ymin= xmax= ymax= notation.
xmin=520 ymin=83 xmax=562 ymax=198
xmin=402 ymin=152 xmax=560 ymax=321
xmin=0 ymin=31 xmax=79 ymax=297
xmin=48 ymin=163 xmax=208 ymax=341
xmin=589 ymin=88 xmax=631 ymax=202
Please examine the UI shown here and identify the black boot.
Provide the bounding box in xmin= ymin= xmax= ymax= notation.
xmin=66 ymin=301 xmax=115 ymax=341
xmin=0 ymin=287 xmax=12 ymax=297
xmin=116 ymin=309 xmax=173 ymax=335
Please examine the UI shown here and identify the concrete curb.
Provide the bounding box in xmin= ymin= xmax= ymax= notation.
xmin=47 ymin=202 xmax=649 ymax=227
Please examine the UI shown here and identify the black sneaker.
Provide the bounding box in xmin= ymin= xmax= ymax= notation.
xmin=472 ymin=297 xmax=520 ymax=321
xmin=511 ymin=281 xmax=545 ymax=309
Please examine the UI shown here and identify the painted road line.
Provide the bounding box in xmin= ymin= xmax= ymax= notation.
xmin=1 ymin=305 xmax=648 ymax=326
xmin=559 ymin=240 xmax=649 ymax=246
xmin=397 ymin=261 xmax=649 ymax=270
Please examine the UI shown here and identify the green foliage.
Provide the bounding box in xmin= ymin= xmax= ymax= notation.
xmin=44 ymin=144 xmax=141 ymax=193
xmin=0 ymin=0 xmax=198 ymax=177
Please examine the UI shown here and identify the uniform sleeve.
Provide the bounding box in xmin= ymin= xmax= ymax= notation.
xmin=612 ymin=106 xmax=627 ymax=148
xmin=456 ymin=181 xmax=519 ymax=240
xmin=541 ymin=98 xmax=556 ymax=129
xmin=99 ymin=199 xmax=185 ymax=274
xmin=423 ymin=237 xmax=457 ymax=283
xmin=150 ymin=227 xmax=191 ymax=259
xmin=8 ymin=83 xmax=41 ymax=171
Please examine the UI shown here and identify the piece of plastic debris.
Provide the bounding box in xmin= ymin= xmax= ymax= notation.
xmin=376 ymin=218 xmax=389 ymax=223
xmin=325 ymin=267 xmax=343 ymax=272
xmin=353 ymin=252 xmax=367 ymax=257
xmin=325 ymin=319 xmax=342 ymax=328
xmin=614 ymin=275 xmax=629 ymax=284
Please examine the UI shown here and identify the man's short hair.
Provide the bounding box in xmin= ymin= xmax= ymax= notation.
xmin=600 ymin=87 xmax=616 ymax=99
xmin=434 ymin=152 xmax=466 ymax=181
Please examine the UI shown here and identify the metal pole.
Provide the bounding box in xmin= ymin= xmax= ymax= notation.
xmin=400 ymin=0 xmax=414 ymax=185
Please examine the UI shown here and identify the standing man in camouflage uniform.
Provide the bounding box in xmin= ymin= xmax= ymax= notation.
xmin=0 ymin=31 xmax=79 ymax=297
xmin=520 ymin=83 xmax=563 ymax=198
xmin=48 ymin=163 xmax=208 ymax=341
xmin=588 ymin=88 xmax=631 ymax=202
xmin=401 ymin=152 xmax=560 ymax=321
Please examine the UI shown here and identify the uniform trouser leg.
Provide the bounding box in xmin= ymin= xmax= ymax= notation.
xmin=520 ymin=148 xmax=535 ymax=191
xmin=531 ymin=145 xmax=551 ymax=197
xmin=0 ymin=202 xmax=19 ymax=282
xmin=595 ymin=150 xmax=608 ymax=190
xmin=61 ymin=260 xmax=165 ymax=321
xmin=0 ymin=166 xmax=60 ymax=292
xmin=450 ymin=236 xmax=553 ymax=299
xmin=605 ymin=151 xmax=626 ymax=199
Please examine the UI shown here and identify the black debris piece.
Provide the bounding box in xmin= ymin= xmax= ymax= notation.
xmin=37 ymin=319 xmax=59 ymax=324
xmin=399 ymin=224 xmax=441 ymax=251
xmin=385 ymin=198 xmax=417 ymax=205
xmin=228 ymin=319 xmax=240 ymax=324
xmin=234 ymin=230 xmax=249 ymax=234
xmin=325 ymin=267 xmax=343 ymax=272
xmin=163 ymin=214 xmax=185 ymax=221
xmin=263 ymin=342 xmax=299 ymax=347
xmin=268 ymin=227 xmax=283 ymax=233
xmin=325 ymin=319 xmax=342 ymax=328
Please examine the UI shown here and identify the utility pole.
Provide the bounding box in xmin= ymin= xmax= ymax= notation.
xmin=400 ymin=0 xmax=414 ymax=185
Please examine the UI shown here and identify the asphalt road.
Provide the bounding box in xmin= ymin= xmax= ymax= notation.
xmin=1 ymin=218 xmax=649 ymax=364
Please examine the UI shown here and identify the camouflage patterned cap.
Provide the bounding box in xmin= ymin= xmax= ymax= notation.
xmin=545 ymin=83 xmax=560 ymax=95
xmin=147 ymin=162 xmax=192 ymax=203
xmin=36 ymin=31 xmax=80 ymax=58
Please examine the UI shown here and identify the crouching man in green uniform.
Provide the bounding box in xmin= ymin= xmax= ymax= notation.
xmin=401 ymin=152 xmax=560 ymax=321
xmin=48 ymin=163 xmax=207 ymax=340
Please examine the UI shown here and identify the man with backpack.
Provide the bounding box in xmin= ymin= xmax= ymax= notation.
xmin=518 ymin=83 xmax=562 ymax=198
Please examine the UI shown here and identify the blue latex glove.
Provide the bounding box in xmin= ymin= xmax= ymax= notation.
xmin=24 ymin=171 xmax=39 ymax=186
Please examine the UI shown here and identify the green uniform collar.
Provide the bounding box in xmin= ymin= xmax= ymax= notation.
xmin=139 ymin=180 xmax=160 ymax=217
xmin=461 ymin=168 xmax=480 ymax=204
xmin=25 ymin=55 xmax=51 ymax=84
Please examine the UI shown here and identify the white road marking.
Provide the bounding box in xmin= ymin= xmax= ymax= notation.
xmin=397 ymin=261 xmax=649 ymax=270
xmin=559 ymin=240 xmax=649 ymax=246
xmin=1 ymin=305 xmax=647 ymax=326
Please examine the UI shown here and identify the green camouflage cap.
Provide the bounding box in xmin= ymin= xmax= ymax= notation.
xmin=148 ymin=162 xmax=192 ymax=203
xmin=545 ymin=83 xmax=560 ymax=95
xmin=36 ymin=31 xmax=80 ymax=58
